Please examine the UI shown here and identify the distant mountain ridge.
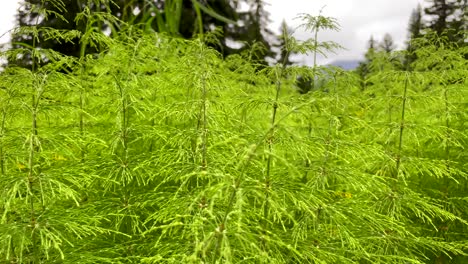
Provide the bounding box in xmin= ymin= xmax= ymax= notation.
xmin=327 ymin=59 xmax=360 ymax=70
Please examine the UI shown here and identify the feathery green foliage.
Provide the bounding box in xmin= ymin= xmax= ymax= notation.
xmin=0 ymin=1 xmax=467 ymax=263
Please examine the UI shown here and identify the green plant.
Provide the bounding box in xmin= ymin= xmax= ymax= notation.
xmin=0 ymin=2 xmax=466 ymax=263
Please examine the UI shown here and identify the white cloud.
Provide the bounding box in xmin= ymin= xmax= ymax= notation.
xmin=0 ymin=0 xmax=20 ymax=44
xmin=265 ymin=0 xmax=424 ymax=64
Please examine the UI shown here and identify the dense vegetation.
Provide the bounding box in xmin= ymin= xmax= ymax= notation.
xmin=0 ymin=1 xmax=467 ymax=263
xmin=9 ymin=0 xmax=275 ymax=68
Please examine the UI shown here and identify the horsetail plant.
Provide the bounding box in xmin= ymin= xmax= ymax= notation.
xmin=292 ymin=11 xmax=342 ymax=184
xmin=0 ymin=2 xmax=467 ymax=263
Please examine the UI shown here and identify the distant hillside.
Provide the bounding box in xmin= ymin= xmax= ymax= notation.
xmin=327 ymin=60 xmax=360 ymax=70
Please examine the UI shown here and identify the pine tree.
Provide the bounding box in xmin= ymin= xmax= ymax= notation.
xmin=9 ymin=0 xmax=87 ymax=68
xmin=424 ymin=0 xmax=466 ymax=43
xmin=365 ymin=35 xmax=377 ymax=60
xmin=225 ymin=0 xmax=276 ymax=63
xmin=9 ymin=0 xmax=276 ymax=68
xmin=275 ymin=20 xmax=295 ymax=66
xmin=250 ymin=0 xmax=275 ymax=62
xmin=405 ymin=4 xmax=424 ymax=69
xmin=379 ymin=33 xmax=395 ymax=53
xmin=409 ymin=4 xmax=424 ymax=39
xmin=356 ymin=36 xmax=377 ymax=89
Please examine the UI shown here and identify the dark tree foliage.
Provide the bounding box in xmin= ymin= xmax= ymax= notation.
xmin=356 ymin=36 xmax=376 ymax=89
xmin=9 ymin=0 xmax=90 ymax=68
xmin=231 ymin=0 xmax=276 ymax=62
xmin=409 ymin=4 xmax=424 ymax=40
xmin=9 ymin=0 xmax=276 ymax=69
xmin=274 ymin=20 xmax=295 ymax=66
xmin=113 ymin=0 xmax=276 ymax=61
xmin=424 ymin=0 xmax=466 ymax=43
xmin=170 ymin=0 xmax=275 ymax=62
xmin=405 ymin=4 xmax=424 ymax=68
xmin=379 ymin=33 xmax=395 ymax=53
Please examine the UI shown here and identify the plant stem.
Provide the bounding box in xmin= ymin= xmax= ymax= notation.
xmin=212 ymin=96 xmax=313 ymax=261
xmin=321 ymin=74 xmax=339 ymax=183
xmin=28 ymin=89 xmax=39 ymax=263
xmin=394 ymin=74 xmax=409 ymax=185
xmin=443 ymin=85 xmax=451 ymax=196
xmin=303 ymin=21 xmax=320 ymax=181
xmin=28 ymin=14 xmax=41 ymax=262
xmin=79 ymin=55 xmax=86 ymax=162
xmin=0 ymin=111 xmax=6 ymax=175
xmin=302 ymin=121 xmax=312 ymax=182
xmin=311 ymin=26 xmax=319 ymax=91
xmin=262 ymin=55 xmax=288 ymax=252
xmin=201 ymin=74 xmax=208 ymax=172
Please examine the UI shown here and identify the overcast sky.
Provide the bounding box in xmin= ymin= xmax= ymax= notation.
xmin=0 ymin=0 xmax=424 ymax=65
xmin=266 ymin=0 xmax=425 ymax=64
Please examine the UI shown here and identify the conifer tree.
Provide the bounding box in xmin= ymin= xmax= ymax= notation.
xmin=275 ymin=20 xmax=295 ymax=66
xmin=379 ymin=33 xmax=395 ymax=53
xmin=424 ymin=0 xmax=466 ymax=43
xmin=356 ymin=36 xmax=377 ymax=89
xmin=9 ymin=0 xmax=277 ymax=68
xmin=405 ymin=4 xmax=424 ymax=68
xmin=9 ymin=0 xmax=87 ymax=68
xmin=224 ymin=0 xmax=276 ymax=64
xmin=409 ymin=4 xmax=424 ymax=40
